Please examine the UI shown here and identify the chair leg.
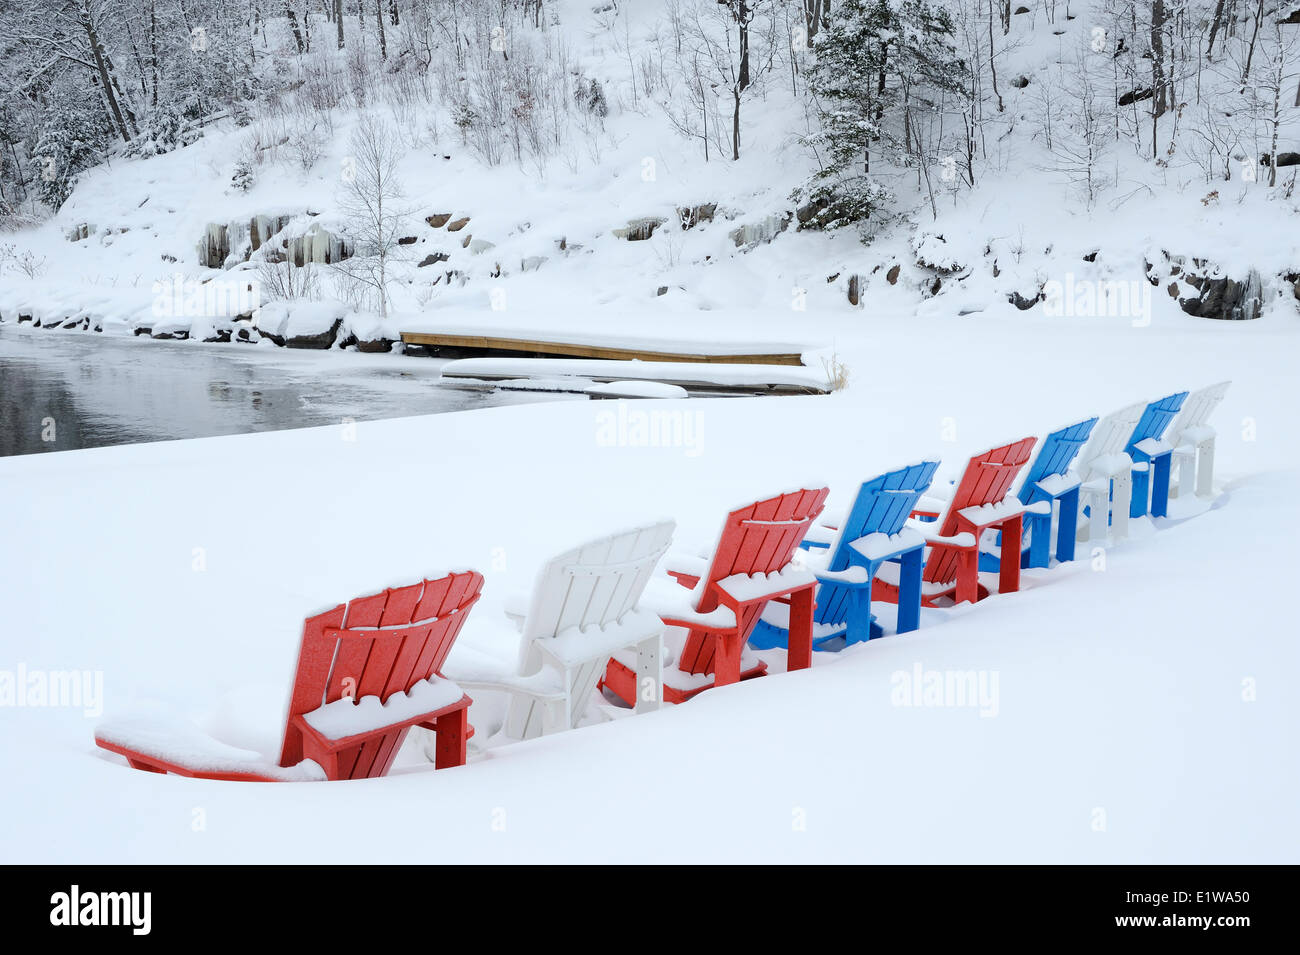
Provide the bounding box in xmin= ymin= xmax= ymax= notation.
xmin=897 ymin=549 xmax=923 ymax=634
xmin=1129 ymin=462 xmax=1150 ymax=519
xmin=712 ymin=632 xmax=743 ymax=688
xmin=1056 ymin=488 xmax=1079 ymax=563
xmin=845 ymin=587 xmax=871 ymax=645
xmin=1086 ymin=487 xmax=1108 ymax=542
xmin=1024 ymin=512 xmax=1051 ymax=569
xmin=954 ymin=548 xmax=980 ymax=605
xmin=1111 ymin=472 xmax=1132 ymax=540
xmin=998 ymin=515 xmax=1022 ymax=594
xmin=1151 ymin=453 xmax=1173 ymax=517
xmin=1173 ymin=451 xmax=1192 ymax=499
xmin=787 ymin=588 xmax=814 ymax=672
xmin=433 ymin=706 xmax=469 ymax=769
xmin=634 ymin=634 xmax=662 ymax=713
xmin=1196 ymin=439 xmax=1215 ymax=497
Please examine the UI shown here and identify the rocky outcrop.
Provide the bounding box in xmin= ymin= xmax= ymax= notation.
xmin=285 ymin=223 xmax=352 ymax=267
xmin=199 ymin=216 xmax=352 ymax=269
xmin=1008 ymin=288 xmax=1043 ymax=311
xmin=249 ymin=214 xmax=295 ymax=252
xmin=676 ymin=204 xmax=716 ymax=229
xmin=285 ymin=317 xmax=344 ymax=349
xmin=1178 ymin=269 xmax=1264 ymax=320
xmin=728 ymin=213 xmax=791 ymax=248
xmin=613 ymin=217 xmax=666 ymax=241
xmin=198 ymin=222 xmax=231 ymax=268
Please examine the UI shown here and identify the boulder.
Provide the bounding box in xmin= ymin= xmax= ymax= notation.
xmin=848 ymin=274 xmax=866 ymax=306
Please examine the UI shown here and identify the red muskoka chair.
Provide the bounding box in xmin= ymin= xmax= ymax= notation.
xmin=601 ymin=487 xmax=829 ymax=705
xmin=95 ymin=571 xmax=483 ymax=782
xmin=872 ymin=438 xmax=1037 ymax=607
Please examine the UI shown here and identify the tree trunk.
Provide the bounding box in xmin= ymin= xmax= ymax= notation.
xmin=148 ymin=2 xmax=159 ymax=107
xmin=1241 ymin=0 xmax=1265 ymax=82
xmin=376 ymin=0 xmax=387 ymax=57
xmin=738 ymin=1 xmax=750 ymax=92
xmin=335 ymin=0 xmax=344 ymax=47
xmin=988 ymin=0 xmax=1003 ymax=111
xmin=1206 ymin=0 xmax=1226 ymax=59
xmin=284 ymin=0 xmax=306 ymax=52
xmin=84 ymin=17 xmax=132 ymax=142
xmin=1151 ymin=0 xmax=1167 ymax=117
xmin=389 ymin=0 xmax=399 ymax=26
xmin=732 ymin=88 xmax=741 ymax=160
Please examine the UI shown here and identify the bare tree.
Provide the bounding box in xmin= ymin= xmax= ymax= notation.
xmin=333 ymin=115 xmax=409 ymax=318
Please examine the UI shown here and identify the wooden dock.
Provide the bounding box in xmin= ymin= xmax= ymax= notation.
xmin=398 ymin=331 xmax=805 ymax=366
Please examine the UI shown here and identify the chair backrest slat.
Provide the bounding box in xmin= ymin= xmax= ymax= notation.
xmin=926 ymin=439 xmax=1036 ymax=585
xmin=815 ymin=461 xmax=939 ymax=628
xmin=278 ymin=571 xmax=484 ymax=768
xmin=1166 ymin=381 xmax=1230 ymax=446
xmin=517 ymin=521 xmax=675 ymax=675
xmin=1077 ymin=401 xmax=1148 ymax=476
xmin=696 ymin=488 xmax=829 ymax=616
xmin=939 ymin=438 xmax=1037 ymax=537
xmin=1125 ymin=392 xmax=1190 ymax=454
xmin=1019 ymin=417 xmax=1098 ymax=503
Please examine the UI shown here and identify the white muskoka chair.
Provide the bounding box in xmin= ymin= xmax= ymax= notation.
xmin=436 ymin=520 xmax=674 ymax=745
xmin=1075 ymin=401 xmax=1147 ymax=543
xmin=1166 ymin=381 xmax=1231 ymax=499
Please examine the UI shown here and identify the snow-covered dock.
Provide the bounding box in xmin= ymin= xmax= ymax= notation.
xmin=437 ymin=357 xmax=831 ymax=395
xmin=399 ymin=328 xmax=807 ymax=366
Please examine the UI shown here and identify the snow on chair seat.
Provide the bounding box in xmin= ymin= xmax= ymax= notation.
xmin=978 ymin=416 xmax=1097 ymax=573
xmin=873 ymin=438 xmax=1036 ymax=608
xmin=440 ymin=521 xmax=673 ymax=742
xmin=94 ymin=571 xmax=484 ymax=782
xmin=1074 ymin=401 xmax=1148 ymax=544
xmin=1165 ymin=381 xmax=1231 ymax=499
xmin=1124 ymin=391 xmax=1189 ymax=521
xmin=600 ymin=487 xmax=829 ymax=705
xmin=749 ymin=461 xmax=939 ymax=652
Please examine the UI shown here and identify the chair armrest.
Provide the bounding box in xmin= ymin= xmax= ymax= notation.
xmin=502 ymin=590 xmax=530 ymax=631
xmin=659 ymin=605 xmax=738 ymax=634
xmin=907 ymin=517 xmax=975 ymax=548
xmin=813 ymin=566 xmax=873 ymax=586
xmin=663 ymin=552 xmax=708 ymax=590
xmin=800 ymin=522 xmax=837 ymax=550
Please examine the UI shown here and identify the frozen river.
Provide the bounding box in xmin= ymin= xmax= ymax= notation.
xmin=0 ymin=328 xmax=577 ymax=456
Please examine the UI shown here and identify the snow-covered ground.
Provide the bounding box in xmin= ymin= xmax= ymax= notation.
xmin=2 ymin=0 xmax=1298 ymax=863
xmin=2 ymin=300 xmax=1296 ymax=863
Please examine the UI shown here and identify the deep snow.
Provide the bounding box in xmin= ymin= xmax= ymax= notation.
xmin=2 ymin=302 xmax=1296 ymax=863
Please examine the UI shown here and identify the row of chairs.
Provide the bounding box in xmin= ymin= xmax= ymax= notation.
xmin=93 ymin=381 xmax=1229 ymax=783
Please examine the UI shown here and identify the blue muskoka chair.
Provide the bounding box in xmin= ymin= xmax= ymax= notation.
xmin=749 ymin=460 xmax=939 ymax=652
xmin=1124 ymin=392 xmax=1189 ymax=520
xmin=979 ymin=416 xmax=1098 ymax=572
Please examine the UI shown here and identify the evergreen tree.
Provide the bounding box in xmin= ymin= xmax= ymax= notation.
xmin=799 ymin=0 xmax=969 ymax=231
xmin=31 ymin=83 xmax=116 ymax=211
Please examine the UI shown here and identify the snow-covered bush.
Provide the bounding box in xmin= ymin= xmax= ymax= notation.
xmin=30 ymin=84 xmax=116 ymax=212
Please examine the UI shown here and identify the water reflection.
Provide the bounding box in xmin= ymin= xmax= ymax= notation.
xmin=0 ymin=328 xmax=578 ymax=457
